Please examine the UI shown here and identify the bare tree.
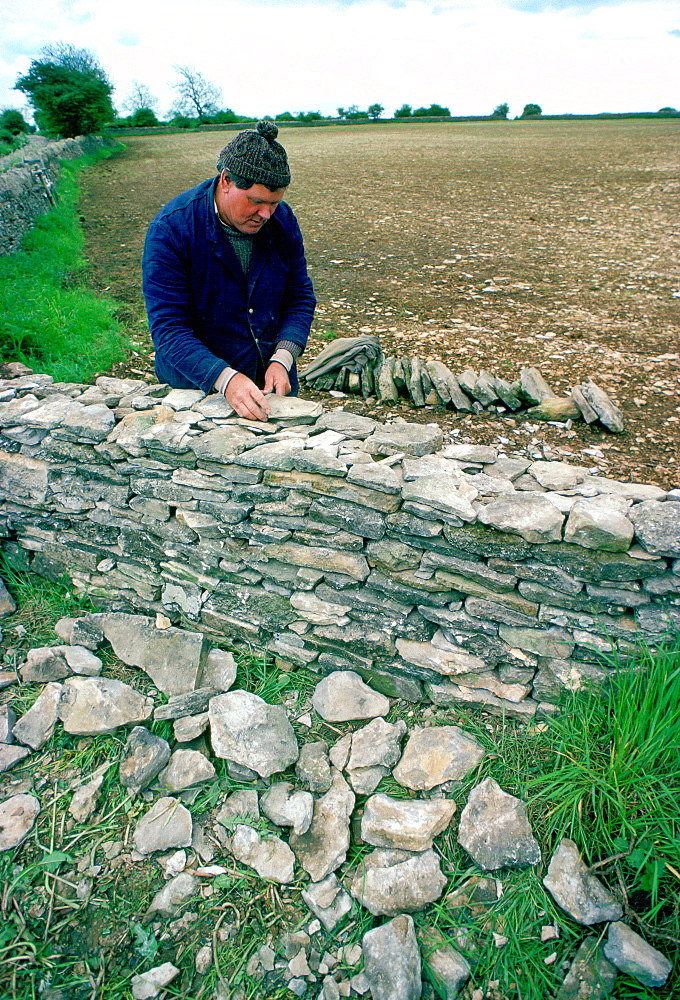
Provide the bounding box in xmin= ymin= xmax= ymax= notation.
xmin=123 ymin=81 xmax=159 ymax=115
xmin=39 ymin=42 xmax=110 ymax=83
xmin=170 ymin=65 xmax=221 ymax=122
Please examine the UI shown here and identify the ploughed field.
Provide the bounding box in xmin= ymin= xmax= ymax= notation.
xmin=79 ymin=120 xmax=680 ymax=488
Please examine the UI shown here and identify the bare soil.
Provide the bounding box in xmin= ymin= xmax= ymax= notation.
xmin=79 ymin=122 xmax=680 ymax=488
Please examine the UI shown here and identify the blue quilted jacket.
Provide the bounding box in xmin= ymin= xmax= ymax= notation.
xmin=142 ymin=178 xmax=316 ymax=393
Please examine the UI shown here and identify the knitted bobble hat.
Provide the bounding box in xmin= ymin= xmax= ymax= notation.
xmin=217 ymin=121 xmax=291 ymax=189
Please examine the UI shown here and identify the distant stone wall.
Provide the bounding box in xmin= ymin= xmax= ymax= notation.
xmin=0 ymin=134 xmax=108 ymax=255
xmin=1 ymin=372 xmax=679 ymax=716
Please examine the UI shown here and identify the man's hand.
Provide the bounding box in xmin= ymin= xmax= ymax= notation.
xmin=264 ymin=360 xmax=291 ymax=397
xmin=225 ymin=373 xmax=271 ymax=421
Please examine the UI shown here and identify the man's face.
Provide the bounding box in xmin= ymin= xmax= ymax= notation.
xmin=218 ymin=174 xmax=286 ymax=234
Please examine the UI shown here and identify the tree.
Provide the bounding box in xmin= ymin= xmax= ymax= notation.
xmin=130 ymin=107 xmax=159 ymax=127
xmin=367 ymin=103 xmax=384 ymax=120
xmin=492 ymin=103 xmax=509 ymax=119
xmin=295 ymin=110 xmax=323 ymax=122
xmin=123 ymin=81 xmax=159 ymax=115
xmin=521 ymin=103 xmax=542 ymax=118
xmin=413 ymin=103 xmax=450 ymax=117
xmin=0 ymin=108 xmax=30 ymax=135
xmin=170 ymin=66 xmax=221 ymax=123
xmin=275 ymin=111 xmax=295 ymax=122
xmin=14 ymin=45 xmax=115 ymax=138
xmin=394 ymin=104 xmax=412 ymax=118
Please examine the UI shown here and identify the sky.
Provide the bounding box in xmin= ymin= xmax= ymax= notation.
xmin=1 ymin=0 xmax=678 ymax=121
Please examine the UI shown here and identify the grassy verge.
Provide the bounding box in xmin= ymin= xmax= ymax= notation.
xmin=0 ymin=564 xmax=678 ymax=998
xmin=0 ymin=144 xmax=128 ymax=383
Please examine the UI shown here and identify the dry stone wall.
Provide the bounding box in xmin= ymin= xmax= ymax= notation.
xmin=1 ymin=372 xmax=679 ymax=717
xmin=0 ymin=135 xmax=109 ymax=255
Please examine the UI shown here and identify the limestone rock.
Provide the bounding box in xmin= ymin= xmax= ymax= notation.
xmin=58 ymin=677 xmax=153 ymax=735
xmin=93 ymin=613 xmax=207 ymax=696
xmin=260 ymin=781 xmax=314 ymax=835
xmin=230 ymin=824 xmax=295 ymax=883
xmin=13 ymin=682 xmax=62 ymax=749
xmin=362 ymin=914 xmax=422 ymax=1000
xmin=555 ymin=936 xmax=617 ymax=1000
xmin=457 ymin=777 xmax=541 ymax=870
xmin=418 ymin=927 xmax=471 ymax=999
xmin=311 ymin=671 xmax=390 ymax=722
xmin=69 ymin=771 xmax=105 ymax=823
xmin=579 ymin=380 xmax=624 ymax=433
xmin=365 ymin=422 xmax=444 ymax=458
xmin=201 ymin=647 xmax=237 ymax=691
xmin=342 ymin=717 xmax=407 ymax=793
xmin=146 ymin=872 xmax=199 ymax=917
xmin=301 ymin=873 xmax=354 ymax=931
xmin=393 ymin=725 xmax=485 ymax=790
xmin=289 ymin=769 xmax=355 ymax=881
xmin=478 ymin=493 xmax=564 ymax=543
xmin=564 ymin=498 xmax=634 ymax=552
xmin=295 ymin=740 xmax=333 ymax=793
xmin=131 ymin=962 xmax=179 ymax=1000
xmin=119 ymin=727 xmax=171 ymax=794
xmin=629 ymin=500 xmax=680 ymax=558
xmin=216 ymin=789 xmax=260 ymax=832
xmin=209 ymin=690 xmax=298 ymax=777
xmin=0 ymin=794 xmax=40 ymax=851
xmin=361 ymin=794 xmax=456 ymax=852
xmin=158 ymin=749 xmax=217 ymax=792
xmin=0 ymin=744 xmax=30 ymax=772
xmin=351 ymin=847 xmax=447 ymax=915
xmin=603 ymin=921 xmax=672 ymax=987
xmin=0 ymin=578 xmax=16 ymax=617
xmin=20 ymin=646 xmax=71 ymax=683
xmin=543 ymin=839 xmax=623 ymax=925
xmin=133 ymin=796 xmax=193 ymax=855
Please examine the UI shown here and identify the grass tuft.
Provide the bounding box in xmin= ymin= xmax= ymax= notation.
xmin=0 ymin=146 xmax=128 ymax=383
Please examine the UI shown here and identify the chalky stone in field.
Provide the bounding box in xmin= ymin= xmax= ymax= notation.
xmin=351 ymin=847 xmax=447 ymax=916
xmin=158 ymin=749 xmax=216 ymax=792
xmin=119 ymin=726 xmax=171 ymax=794
xmin=393 ymin=725 xmax=485 ymax=790
xmin=543 ymin=839 xmax=623 ymax=925
xmin=0 ymin=794 xmax=40 ymax=851
xmin=401 ymin=474 xmax=478 ymax=521
xmin=260 ymin=781 xmax=314 ymax=836
xmin=230 ymin=825 xmax=295 ymax=884
xmin=295 ymin=740 xmax=333 ymax=793
xmin=209 ymin=690 xmax=298 ymax=777
xmin=94 ymin=613 xmax=207 ymax=696
xmin=528 ymin=460 xmax=589 ymax=491
xmin=13 ymin=682 xmax=63 ymax=749
xmin=362 ymin=914 xmax=422 ymax=1000
xmin=0 ymin=745 xmax=30 ymax=773
xmin=289 ymin=769 xmax=355 ymax=882
xmin=457 ymin=777 xmax=541 ymax=869
xmin=556 ymin=936 xmax=617 ymax=1000
xmin=361 ymin=794 xmax=456 ymax=852
xmin=133 ymin=796 xmax=193 ymax=855
xmin=146 ymin=872 xmax=200 ymax=918
xmin=417 ymin=929 xmax=471 ymax=1000
xmin=58 ymin=677 xmax=154 ymax=735
xmin=603 ymin=922 xmax=672 ymax=987
xmin=311 ymin=671 xmax=390 ymax=721
xmin=301 ymin=873 xmax=353 ymax=931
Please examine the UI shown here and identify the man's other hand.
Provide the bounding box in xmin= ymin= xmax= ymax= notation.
xmin=264 ymin=361 xmax=291 ymax=396
xmin=225 ymin=373 xmax=271 ymax=421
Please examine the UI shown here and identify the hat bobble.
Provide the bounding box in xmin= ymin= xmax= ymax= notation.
xmin=217 ymin=120 xmax=291 ymax=190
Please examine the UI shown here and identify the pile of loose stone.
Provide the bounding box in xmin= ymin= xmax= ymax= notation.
xmin=303 ymin=359 xmax=625 ymax=432
xmin=0 ymin=373 xmax=679 ymax=728
xmin=0 ymin=609 xmax=673 ymax=998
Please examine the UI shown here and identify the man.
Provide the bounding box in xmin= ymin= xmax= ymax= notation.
xmin=142 ymin=121 xmax=316 ymax=421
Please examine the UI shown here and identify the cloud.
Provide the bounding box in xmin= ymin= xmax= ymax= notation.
xmin=117 ymin=31 xmax=140 ymax=46
xmin=669 ymin=27 xmax=680 ymax=35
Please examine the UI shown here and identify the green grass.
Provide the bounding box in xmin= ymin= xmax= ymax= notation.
xmin=0 ymin=145 xmax=128 ymax=382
